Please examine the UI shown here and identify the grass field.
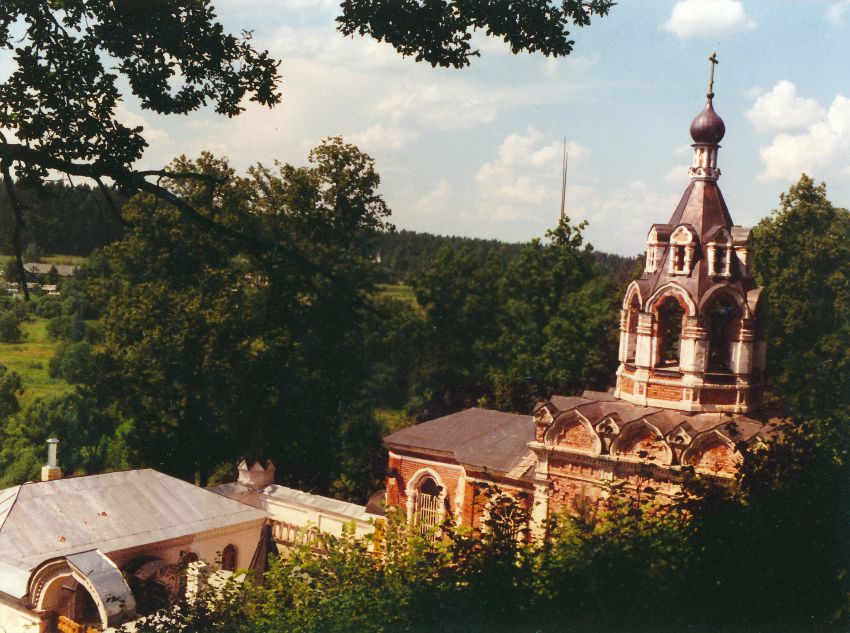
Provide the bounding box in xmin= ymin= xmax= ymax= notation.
xmin=376 ymin=283 xmax=420 ymax=309
xmin=0 ymin=319 xmax=72 ymax=407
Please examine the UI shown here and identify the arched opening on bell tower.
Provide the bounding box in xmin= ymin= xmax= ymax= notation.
xmin=705 ymin=295 xmax=742 ymax=373
xmin=655 ymin=296 xmax=685 ymax=368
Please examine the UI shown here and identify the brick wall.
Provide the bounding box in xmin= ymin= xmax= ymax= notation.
xmin=700 ymin=388 xmax=736 ymax=405
xmin=614 ymin=426 xmax=669 ymax=464
xmin=620 ymin=375 xmax=635 ymax=395
xmin=386 ymin=454 xmax=465 ymax=524
xmin=687 ymin=440 xmax=738 ymax=476
xmin=647 ymin=383 xmax=683 ymax=401
xmin=555 ymin=420 xmax=597 ymax=452
xmin=548 ymin=458 xmax=608 ymax=512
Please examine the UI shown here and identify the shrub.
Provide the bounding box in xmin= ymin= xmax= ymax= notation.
xmin=0 ymin=311 xmax=23 ymax=343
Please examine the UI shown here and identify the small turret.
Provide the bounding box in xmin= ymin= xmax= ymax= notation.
xmin=237 ymin=458 xmax=275 ymax=489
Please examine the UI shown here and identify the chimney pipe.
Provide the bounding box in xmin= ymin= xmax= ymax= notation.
xmin=41 ymin=438 xmax=62 ymax=482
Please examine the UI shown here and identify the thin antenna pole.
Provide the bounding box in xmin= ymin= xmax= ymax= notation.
xmin=560 ymin=138 xmax=568 ymax=223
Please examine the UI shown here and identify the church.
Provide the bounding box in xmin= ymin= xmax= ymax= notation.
xmin=383 ymin=79 xmax=781 ymax=537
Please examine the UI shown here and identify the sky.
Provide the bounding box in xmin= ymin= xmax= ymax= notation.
xmin=8 ymin=0 xmax=850 ymax=256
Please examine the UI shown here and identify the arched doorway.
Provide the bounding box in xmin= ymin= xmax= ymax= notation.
xmin=414 ymin=476 xmax=443 ymax=536
xmin=31 ymin=552 xmax=137 ymax=631
xmin=39 ymin=574 xmax=103 ymax=632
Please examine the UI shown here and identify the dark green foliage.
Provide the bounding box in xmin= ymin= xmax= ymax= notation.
xmin=752 ymin=175 xmax=850 ymax=426
xmin=403 ymin=217 xmax=620 ymax=417
xmin=0 ymin=393 xmax=125 ymax=486
xmin=373 ymin=229 xmax=635 ymax=285
xmin=34 ymin=295 xmax=64 ymax=318
xmin=0 ymin=309 xmax=23 ymax=343
xmin=49 ymin=340 xmax=96 ymax=384
xmin=0 ymin=1 xmax=281 ymax=184
xmin=46 ymin=313 xmax=88 ymax=342
xmin=337 ymin=0 xmax=615 ymax=68
xmin=373 ymin=229 xmax=524 ymax=283
xmin=72 ymin=141 xmax=392 ymax=493
xmin=0 ymin=182 xmax=125 ymax=255
xmin=0 ymin=364 xmax=22 ymax=420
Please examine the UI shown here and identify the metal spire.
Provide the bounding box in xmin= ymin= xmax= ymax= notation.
xmin=559 ymin=138 xmax=568 ymax=223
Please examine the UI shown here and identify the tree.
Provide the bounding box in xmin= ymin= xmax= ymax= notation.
xmin=83 ymin=141 xmax=392 ymax=492
xmin=0 ymin=309 xmax=23 ymax=343
xmin=337 ymin=0 xmax=615 ymax=68
xmin=752 ymin=175 xmax=850 ymax=426
xmin=0 ymin=0 xmax=281 ymax=296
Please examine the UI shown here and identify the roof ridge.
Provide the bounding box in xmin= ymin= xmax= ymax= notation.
xmin=0 ymin=485 xmax=22 ymax=534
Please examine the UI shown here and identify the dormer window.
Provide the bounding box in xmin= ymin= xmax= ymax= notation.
xmin=645 ymin=226 xmax=669 ymax=274
xmin=646 ymin=243 xmax=660 ymax=273
xmin=668 ymin=226 xmax=696 ymax=275
xmin=731 ymin=226 xmax=752 ymax=277
xmin=673 ymin=246 xmax=685 ymax=271
xmin=707 ymin=229 xmax=732 ymax=278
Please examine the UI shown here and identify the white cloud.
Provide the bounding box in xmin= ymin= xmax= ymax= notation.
xmin=583 ymin=181 xmax=681 ymax=255
xmin=757 ymin=93 xmax=850 ymax=181
xmin=665 ymin=165 xmax=689 ymax=184
xmin=747 ymin=80 xmax=825 ymax=133
xmin=663 ymin=0 xmax=756 ymax=38
xmin=115 ymin=104 xmax=170 ymax=144
xmin=375 ymin=83 xmax=501 ymax=130
xmin=348 ymin=123 xmax=420 ymax=152
xmin=825 ymin=0 xmax=850 ymax=25
xmin=474 ymin=127 xmax=585 ymax=223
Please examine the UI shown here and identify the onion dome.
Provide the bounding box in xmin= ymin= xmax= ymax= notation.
xmin=690 ymin=100 xmax=725 ymax=144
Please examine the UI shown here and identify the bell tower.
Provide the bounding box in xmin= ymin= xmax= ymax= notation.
xmin=614 ymin=54 xmax=765 ymax=413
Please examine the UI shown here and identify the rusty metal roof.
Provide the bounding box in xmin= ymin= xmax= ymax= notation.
xmin=384 ymin=407 xmax=534 ymax=474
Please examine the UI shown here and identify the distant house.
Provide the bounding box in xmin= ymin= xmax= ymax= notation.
xmin=22 ymin=263 xmax=78 ymax=278
xmin=0 ymin=456 xmax=268 ymax=632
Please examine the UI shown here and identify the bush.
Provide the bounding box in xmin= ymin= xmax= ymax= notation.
xmin=35 ymin=295 xmax=63 ymax=319
xmin=46 ymin=315 xmax=70 ymax=340
xmin=85 ymin=321 xmax=104 ymax=344
xmin=49 ymin=341 xmax=95 ymax=384
xmin=0 ymin=310 xmax=23 ymax=343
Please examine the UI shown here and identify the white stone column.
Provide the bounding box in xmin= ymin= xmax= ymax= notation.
xmin=530 ymin=453 xmax=550 ymax=541
xmin=679 ymin=317 xmax=708 ymax=375
xmin=731 ymin=326 xmax=755 ymax=375
xmin=634 ymin=312 xmax=655 ymax=368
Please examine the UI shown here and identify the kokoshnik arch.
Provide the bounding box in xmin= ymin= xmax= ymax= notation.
xmin=383 ymin=64 xmax=780 ymax=538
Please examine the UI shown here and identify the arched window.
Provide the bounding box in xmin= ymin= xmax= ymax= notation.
xmin=414 ymin=476 xmax=442 ymax=536
xmin=706 ymin=296 xmax=742 ymax=372
xmin=655 ymin=296 xmax=685 ymax=368
xmin=221 ymin=544 xmax=237 ymax=572
xmin=178 ymin=551 xmax=199 ymax=569
xmin=486 ymin=494 xmax=526 ymax=543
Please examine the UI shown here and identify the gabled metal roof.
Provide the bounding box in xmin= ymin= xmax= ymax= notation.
xmin=0 ymin=469 xmax=265 ymax=571
xmin=384 ymin=408 xmax=534 ymax=474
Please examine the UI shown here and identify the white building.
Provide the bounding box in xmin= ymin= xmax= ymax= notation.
xmin=0 ymin=467 xmax=267 ymax=632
